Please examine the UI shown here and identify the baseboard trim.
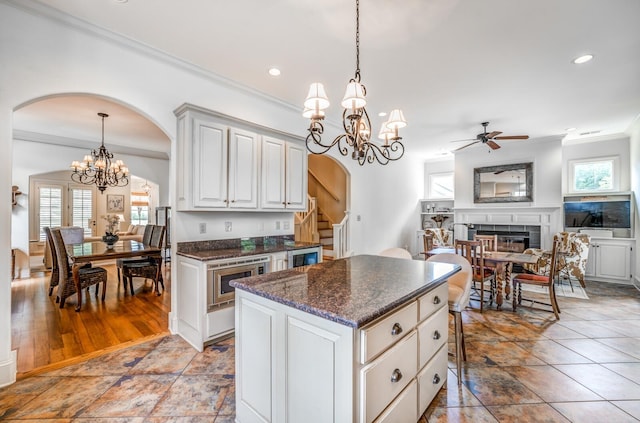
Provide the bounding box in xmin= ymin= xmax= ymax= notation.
xmin=0 ymin=350 xmax=17 ymax=388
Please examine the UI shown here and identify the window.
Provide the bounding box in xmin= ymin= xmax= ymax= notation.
xmin=569 ymin=157 xmax=618 ymax=193
xmin=131 ymin=191 xmax=149 ymax=225
xmin=428 ymin=172 xmax=454 ymax=199
xmin=38 ymin=185 xmax=63 ymax=241
xmin=70 ymin=187 xmax=94 ymax=237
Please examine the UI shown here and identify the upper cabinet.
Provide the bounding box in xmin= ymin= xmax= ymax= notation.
xmin=260 ymin=136 xmax=307 ymax=210
xmin=175 ymin=104 xmax=307 ymax=212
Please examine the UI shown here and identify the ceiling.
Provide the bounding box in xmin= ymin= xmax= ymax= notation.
xmin=13 ymin=0 xmax=640 ymax=160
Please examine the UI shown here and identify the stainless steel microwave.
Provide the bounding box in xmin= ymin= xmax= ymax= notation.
xmin=207 ymin=255 xmax=270 ymax=310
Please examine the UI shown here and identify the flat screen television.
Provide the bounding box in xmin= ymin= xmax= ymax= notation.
xmin=563 ymin=200 xmax=631 ymax=229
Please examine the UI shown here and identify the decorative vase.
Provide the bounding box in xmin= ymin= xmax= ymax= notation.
xmin=102 ymin=234 xmax=119 ymax=248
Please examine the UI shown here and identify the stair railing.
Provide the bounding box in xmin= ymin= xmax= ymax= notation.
xmin=332 ymin=211 xmax=351 ymax=259
xmin=294 ymin=195 xmax=319 ymax=243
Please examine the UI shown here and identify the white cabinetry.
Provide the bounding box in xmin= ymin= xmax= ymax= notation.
xmin=190 ymin=120 xmax=259 ymax=209
xmin=235 ymin=282 xmax=448 ymax=423
xmin=175 ymin=103 xmax=307 ymax=212
xmin=175 ymin=255 xmax=235 ymax=352
xmin=586 ymin=238 xmax=634 ymax=283
xmin=270 ymin=251 xmax=287 ymax=272
xmin=261 ymin=136 xmax=308 ymax=210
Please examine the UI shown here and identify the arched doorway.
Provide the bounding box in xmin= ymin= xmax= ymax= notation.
xmin=11 ymin=93 xmax=171 ymax=375
xmin=306 ymin=154 xmax=351 ymax=258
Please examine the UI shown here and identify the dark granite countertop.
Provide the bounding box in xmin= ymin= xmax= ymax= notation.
xmin=176 ymin=236 xmax=321 ymax=261
xmin=231 ymin=255 xmax=460 ymax=328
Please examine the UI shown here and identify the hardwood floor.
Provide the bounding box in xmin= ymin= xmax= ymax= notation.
xmin=10 ymin=261 xmax=171 ymax=377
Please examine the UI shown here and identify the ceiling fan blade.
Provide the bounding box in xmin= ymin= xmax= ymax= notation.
xmin=449 ymin=138 xmax=476 ymax=143
xmin=486 ymin=140 xmax=501 ymax=150
xmin=453 ymin=141 xmax=479 ymax=151
xmin=493 ymin=135 xmax=529 ymax=140
xmin=485 ymin=131 xmax=502 ymax=139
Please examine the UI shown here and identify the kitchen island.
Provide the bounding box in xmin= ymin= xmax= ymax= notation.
xmin=231 ymin=254 xmax=460 ymax=423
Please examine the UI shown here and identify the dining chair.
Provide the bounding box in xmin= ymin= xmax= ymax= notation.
xmin=116 ymin=224 xmax=154 ymax=285
xmin=512 ymin=239 xmax=561 ymax=319
xmin=473 ymin=234 xmax=498 ymax=252
xmin=122 ymin=225 xmax=166 ymax=295
xmin=418 ymin=233 xmax=435 ymax=260
xmin=378 ymin=247 xmax=413 ymax=260
xmin=426 ymin=253 xmax=472 ymax=385
xmin=50 ymin=228 xmax=108 ymax=311
xmin=454 ymin=239 xmax=494 ymax=312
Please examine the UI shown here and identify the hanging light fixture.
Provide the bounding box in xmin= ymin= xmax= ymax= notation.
xmin=70 ymin=112 xmax=129 ymax=193
xmin=141 ymin=180 xmax=152 ymax=194
xmin=303 ymin=0 xmax=406 ymax=166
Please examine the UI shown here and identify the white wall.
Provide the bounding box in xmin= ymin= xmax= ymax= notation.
xmin=454 ymin=137 xmax=563 ymax=209
xmin=0 ymin=1 xmax=427 ymax=385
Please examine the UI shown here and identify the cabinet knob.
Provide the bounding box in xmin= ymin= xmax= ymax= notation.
xmin=231 ymin=200 xmax=235 ymax=203
xmin=282 ymin=202 xmax=286 ymax=205
xmin=433 ymin=330 xmax=441 ymax=340
xmin=432 ymin=373 xmax=441 ymax=384
xmin=433 ymin=296 xmax=441 ymax=305
xmin=390 ymin=369 xmax=403 ymax=383
xmin=391 ymin=323 xmax=403 ymax=336
xmin=224 ymin=199 xmax=228 ymax=203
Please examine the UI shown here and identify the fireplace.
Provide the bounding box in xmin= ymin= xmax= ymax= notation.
xmin=468 ymin=225 xmax=540 ymax=253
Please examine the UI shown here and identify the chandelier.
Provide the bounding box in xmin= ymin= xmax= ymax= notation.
xmin=70 ymin=113 xmax=129 ymax=193
xmin=303 ymin=0 xmax=406 ymax=166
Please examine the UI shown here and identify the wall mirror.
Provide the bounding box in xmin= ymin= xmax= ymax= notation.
xmin=474 ymin=162 xmax=533 ymax=203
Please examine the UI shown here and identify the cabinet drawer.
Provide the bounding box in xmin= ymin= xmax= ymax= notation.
xmin=418 ymin=283 xmax=447 ymax=322
xmin=418 ymin=306 xmax=448 ymax=369
xmin=360 ymin=331 xmax=418 ymax=423
xmin=360 ymin=301 xmax=418 ymax=364
xmin=417 ymin=344 xmax=447 ymax=415
xmin=373 ymin=379 xmax=418 ymax=423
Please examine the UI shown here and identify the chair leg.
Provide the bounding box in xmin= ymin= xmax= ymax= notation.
xmin=479 ymin=280 xmax=484 ymax=313
xmin=129 ymin=276 xmax=135 ymax=296
xmin=454 ymin=311 xmax=464 ymax=386
xmin=117 ymin=266 xmax=121 ymax=283
xmin=101 ymin=280 xmax=107 ymax=301
xmin=549 ymin=284 xmax=560 ymax=320
xmin=512 ymin=281 xmax=518 ymax=312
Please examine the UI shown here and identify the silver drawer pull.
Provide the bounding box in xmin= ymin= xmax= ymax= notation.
xmin=433 ymin=296 xmax=441 ymax=305
xmin=433 ymin=330 xmax=441 ymax=340
xmin=391 ymin=369 xmax=403 ymax=383
xmin=433 ymin=374 xmax=441 ymax=384
xmin=391 ymin=323 xmax=403 ymax=336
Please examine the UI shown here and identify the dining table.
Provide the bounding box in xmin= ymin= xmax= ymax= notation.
xmin=427 ymin=247 xmax=539 ymax=310
xmin=66 ymin=240 xmax=162 ymax=310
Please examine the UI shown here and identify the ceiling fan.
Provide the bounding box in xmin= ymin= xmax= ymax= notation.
xmin=451 ymin=122 xmax=529 ymax=151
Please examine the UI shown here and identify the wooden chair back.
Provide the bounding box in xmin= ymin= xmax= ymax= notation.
xmin=474 ymin=234 xmax=498 ymax=252
xmin=423 ymin=233 xmax=434 ymax=253
xmin=50 ymin=228 xmax=72 ymax=277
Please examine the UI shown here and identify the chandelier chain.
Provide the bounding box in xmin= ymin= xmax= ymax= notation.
xmin=355 ymin=0 xmax=360 ymax=81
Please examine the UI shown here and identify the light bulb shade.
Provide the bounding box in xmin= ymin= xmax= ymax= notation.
xmin=386 ymin=109 xmax=407 ymax=129
xmin=341 ymin=81 xmax=367 ymax=109
xmin=378 ymin=121 xmax=393 ymax=140
xmin=304 ymin=83 xmax=330 ymax=110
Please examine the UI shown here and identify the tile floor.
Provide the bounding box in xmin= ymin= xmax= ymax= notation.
xmin=1 ymin=280 xmax=639 ymax=422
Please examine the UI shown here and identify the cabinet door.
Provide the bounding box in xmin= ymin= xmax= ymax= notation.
xmin=193 ymin=119 xmax=228 ymax=208
xmin=285 ymin=142 xmax=308 ymax=210
xmin=585 ymin=243 xmax=596 ymax=277
xmin=271 ymin=252 xmax=287 ymax=272
xmin=595 ymin=242 xmax=632 ymax=280
xmin=261 ymin=136 xmax=286 ymax=209
xmin=229 ymin=128 xmax=259 ymax=209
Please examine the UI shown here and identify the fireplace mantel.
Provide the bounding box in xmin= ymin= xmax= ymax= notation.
xmin=453 ymin=205 xmax=562 ymax=250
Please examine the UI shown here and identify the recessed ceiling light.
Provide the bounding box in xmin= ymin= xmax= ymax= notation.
xmin=113 ymin=0 xmax=128 ymax=3
xmin=565 ymin=127 xmax=577 ymax=132
xmin=378 ymin=112 xmax=387 ymax=117
xmin=573 ymin=54 xmax=593 ymax=64
xmin=268 ymin=67 xmax=281 ymax=77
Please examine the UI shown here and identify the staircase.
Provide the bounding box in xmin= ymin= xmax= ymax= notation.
xmin=317 ymin=210 xmax=334 ymax=260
